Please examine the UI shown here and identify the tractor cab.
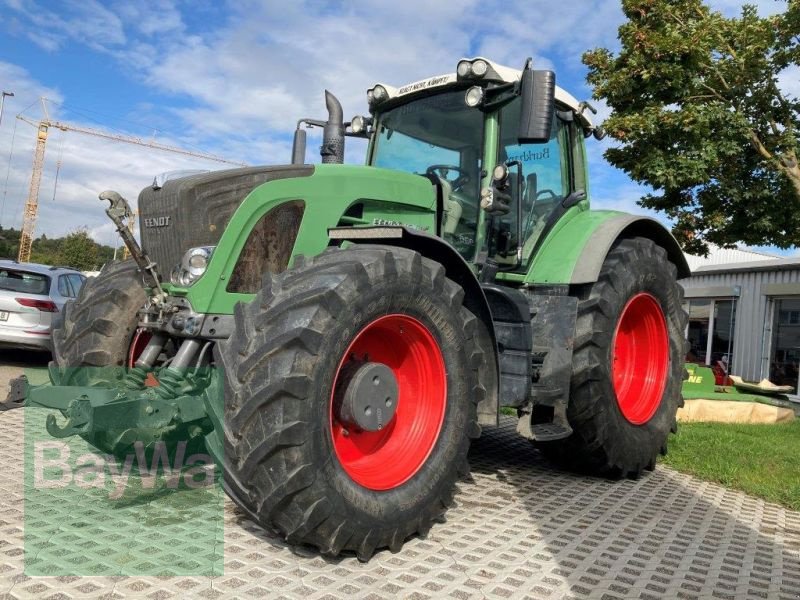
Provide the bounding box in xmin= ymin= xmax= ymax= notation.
xmin=358 ymin=57 xmax=597 ymax=270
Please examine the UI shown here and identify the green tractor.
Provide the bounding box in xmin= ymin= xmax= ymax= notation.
xmin=28 ymin=57 xmax=689 ymax=560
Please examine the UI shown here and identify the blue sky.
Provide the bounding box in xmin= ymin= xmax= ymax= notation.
xmin=0 ymin=0 xmax=793 ymax=255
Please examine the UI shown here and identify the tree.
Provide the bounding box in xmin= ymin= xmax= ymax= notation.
xmin=584 ymin=0 xmax=800 ymax=254
xmin=59 ymin=228 xmax=99 ymax=271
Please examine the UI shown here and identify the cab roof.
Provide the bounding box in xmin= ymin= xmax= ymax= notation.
xmin=368 ymin=57 xmax=595 ymax=131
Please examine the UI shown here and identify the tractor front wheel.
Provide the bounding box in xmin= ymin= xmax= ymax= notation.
xmin=539 ymin=237 xmax=687 ymax=478
xmin=52 ymin=260 xmax=149 ymax=455
xmin=212 ymin=245 xmax=486 ymax=560
xmin=53 ymin=259 xmax=147 ymax=379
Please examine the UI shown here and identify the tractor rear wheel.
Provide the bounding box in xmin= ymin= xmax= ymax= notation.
xmin=539 ymin=237 xmax=687 ymax=478
xmin=212 ymin=245 xmax=486 ymax=560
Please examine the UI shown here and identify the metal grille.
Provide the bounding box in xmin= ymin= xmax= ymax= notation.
xmin=138 ymin=166 xmax=312 ymax=276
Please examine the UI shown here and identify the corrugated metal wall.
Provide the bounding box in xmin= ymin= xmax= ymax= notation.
xmin=680 ymin=268 xmax=800 ymax=381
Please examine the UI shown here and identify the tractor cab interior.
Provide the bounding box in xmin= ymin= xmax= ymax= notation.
xmin=370 ymin=89 xmax=484 ymax=259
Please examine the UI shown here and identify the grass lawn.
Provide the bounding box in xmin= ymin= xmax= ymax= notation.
xmin=661 ymin=420 xmax=800 ymax=511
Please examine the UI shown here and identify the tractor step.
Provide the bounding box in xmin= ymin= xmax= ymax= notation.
xmin=531 ymin=422 xmax=572 ymax=442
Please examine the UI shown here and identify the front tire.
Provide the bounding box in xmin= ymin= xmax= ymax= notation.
xmin=539 ymin=237 xmax=687 ymax=477
xmin=53 ymin=260 xmax=147 ymax=380
xmin=212 ymin=245 xmax=486 ymax=560
xmin=52 ymin=260 xmax=149 ymax=455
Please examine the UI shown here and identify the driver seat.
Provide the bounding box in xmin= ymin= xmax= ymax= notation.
xmin=439 ymin=178 xmax=463 ymax=235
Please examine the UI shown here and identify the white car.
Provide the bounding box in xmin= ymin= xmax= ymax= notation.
xmin=0 ymin=260 xmax=86 ymax=352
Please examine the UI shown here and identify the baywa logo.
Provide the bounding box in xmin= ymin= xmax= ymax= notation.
xmin=33 ymin=440 xmax=215 ymax=499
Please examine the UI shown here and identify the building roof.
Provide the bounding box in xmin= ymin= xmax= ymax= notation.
xmin=684 ymin=244 xmax=779 ymax=271
xmin=692 ymin=255 xmax=800 ymax=274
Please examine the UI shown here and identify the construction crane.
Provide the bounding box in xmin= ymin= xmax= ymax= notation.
xmin=15 ymin=98 xmax=247 ymax=262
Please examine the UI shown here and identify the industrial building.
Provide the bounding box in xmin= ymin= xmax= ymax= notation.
xmin=681 ymin=245 xmax=800 ymax=398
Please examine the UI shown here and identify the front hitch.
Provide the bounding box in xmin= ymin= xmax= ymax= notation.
xmin=21 ymin=373 xmax=214 ymax=456
xmin=45 ymin=395 xmax=93 ymax=438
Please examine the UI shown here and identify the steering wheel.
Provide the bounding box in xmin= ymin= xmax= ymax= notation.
xmin=526 ymin=188 xmax=558 ymax=214
xmin=426 ymin=165 xmax=470 ymax=191
xmin=523 ymin=189 xmax=560 ymax=239
xmin=535 ymin=189 xmax=557 ymax=201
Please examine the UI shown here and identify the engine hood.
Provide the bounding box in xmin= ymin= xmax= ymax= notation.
xmin=137 ymin=165 xmax=313 ymax=275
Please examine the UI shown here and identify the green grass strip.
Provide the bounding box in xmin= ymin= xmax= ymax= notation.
xmin=661 ymin=421 xmax=800 ymax=511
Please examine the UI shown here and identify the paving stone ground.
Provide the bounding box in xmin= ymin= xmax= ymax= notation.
xmin=1 ymin=406 xmax=799 ymax=600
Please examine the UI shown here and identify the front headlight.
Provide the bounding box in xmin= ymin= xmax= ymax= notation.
xmin=171 ymin=246 xmax=215 ymax=287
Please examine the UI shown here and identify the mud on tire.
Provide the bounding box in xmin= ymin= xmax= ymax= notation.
xmin=209 ymin=245 xmax=487 ymax=560
xmin=538 ymin=237 xmax=688 ymax=478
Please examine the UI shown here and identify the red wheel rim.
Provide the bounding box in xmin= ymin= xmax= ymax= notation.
xmin=128 ymin=329 xmax=151 ymax=367
xmin=612 ymin=293 xmax=669 ymax=425
xmin=329 ymin=314 xmax=447 ymax=491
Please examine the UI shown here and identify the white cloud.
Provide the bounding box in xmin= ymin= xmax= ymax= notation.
xmin=777 ymin=65 xmax=800 ymax=101
xmin=2 ymin=0 xmax=126 ymax=52
xmin=112 ymin=0 xmax=184 ymax=37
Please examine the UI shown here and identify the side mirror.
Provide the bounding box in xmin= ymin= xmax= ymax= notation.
xmin=518 ymin=60 xmax=555 ymax=144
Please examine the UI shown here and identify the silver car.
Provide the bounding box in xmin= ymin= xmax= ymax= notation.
xmin=0 ymin=260 xmax=87 ymax=352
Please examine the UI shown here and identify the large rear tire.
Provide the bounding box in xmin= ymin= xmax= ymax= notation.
xmin=210 ymin=245 xmax=486 ymax=560
xmin=539 ymin=237 xmax=687 ymax=478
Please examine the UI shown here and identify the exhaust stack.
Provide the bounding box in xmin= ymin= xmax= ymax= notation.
xmin=320 ymin=90 xmax=344 ymax=164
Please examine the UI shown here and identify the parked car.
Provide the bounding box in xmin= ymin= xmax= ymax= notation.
xmin=0 ymin=260 xmax=86 ymax=352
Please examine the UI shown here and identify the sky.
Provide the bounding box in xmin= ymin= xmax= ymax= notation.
xmin=0 ymin=0 xmax=793 ymax=254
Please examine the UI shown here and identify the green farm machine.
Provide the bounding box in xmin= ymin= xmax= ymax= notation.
xmin=25 ymin=58 xmax=689 ymax=559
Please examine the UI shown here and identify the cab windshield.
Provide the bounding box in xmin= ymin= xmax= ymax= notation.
xmin=371 ymin=90 xmax=484 ymax=258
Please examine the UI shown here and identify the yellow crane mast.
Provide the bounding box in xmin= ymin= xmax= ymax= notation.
xmin=18 ymin=122 xmax=49 ymax=263
xmin=16 ymin=98 xmax=246 ymax=262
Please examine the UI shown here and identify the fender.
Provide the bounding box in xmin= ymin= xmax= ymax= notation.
xmin=571 ymin=214 xmax=690 ymax=283
xmin=328 ymin=226 xmax=500 ymax=427
xmin=527 ymin=209 xmax=690 ymax=285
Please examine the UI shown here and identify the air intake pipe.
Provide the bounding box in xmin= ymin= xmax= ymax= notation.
xmin=320 ymin=90 xmax=345 ymax=164
xmin=291 ymin=127 xmax=307 ymax=164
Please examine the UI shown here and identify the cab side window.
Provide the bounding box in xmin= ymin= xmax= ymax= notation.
xmin=503 ymin=127 xmax=567 ymax=202
xmin=496 ymin=97 xmax=572 ymax=266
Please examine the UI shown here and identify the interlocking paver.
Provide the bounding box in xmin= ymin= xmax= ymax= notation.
xmin=1 ymin=408 xmax=799 ymax=599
